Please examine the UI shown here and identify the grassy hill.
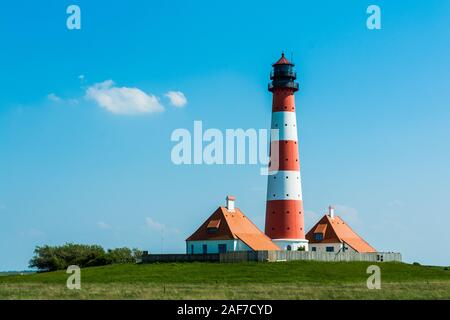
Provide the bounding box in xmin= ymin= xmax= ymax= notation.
xmin=1 ymin=261 xmax=449 ymax=299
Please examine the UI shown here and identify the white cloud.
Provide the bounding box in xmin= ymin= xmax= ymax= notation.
xmin=334 ymin=204 xmax=362 ymax=226
xmin=304 ymin=209 xmax=320 ymax=228
xmin=145 ymin=217 xmax=165 ymax=232
xmin=86 ymin=80 xmax=164 ymax=115
xmin=165 ymin=91 xmax=187 ymax=108
xmin=67 ymin=98 xmax=80 ymax=105
xmin=388 ymin=200 xmax=403 ymax=207
xmin=47 ymin=93 xmax=79 ymax=105
xmin=145 ymin=217 xmax=180 ymax=235
xmin=47 ymin=93 xmax=62 ymax=103
xmin=19 ymin=228 xmax=45 ymax=238
xmin=98 ymin=221 xmax=112 ymax=230
xmin=78 ymin=75 xmax=85 ymax=85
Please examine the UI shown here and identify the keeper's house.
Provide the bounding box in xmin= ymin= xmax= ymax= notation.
xmin=305 ymin=206 xmax=376 ymax=253
xmin=186 ymin=196 xmax=280 ymax=254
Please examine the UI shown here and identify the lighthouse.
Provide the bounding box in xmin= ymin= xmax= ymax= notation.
xmin=265 ymin=53 xmax=309 ymax=251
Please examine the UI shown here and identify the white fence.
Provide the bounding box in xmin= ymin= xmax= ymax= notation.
xmin=220 ymin=251 xmax=402 ymax=263
xmin=138 ymin=251 xmax=402 ymax=264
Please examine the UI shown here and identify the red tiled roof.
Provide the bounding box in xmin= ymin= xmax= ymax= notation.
xmin=207 ymin=219 xmax=221 ymax=229
xmin=306 ymin=215 xmax=376 ymax=253
xmin=273 ymin=53 xmax=292 ymax=65
xmin=314 ymin=224 xmax=327 ymax=234
xmin=186 ymin=207 xmax=280 ymax=251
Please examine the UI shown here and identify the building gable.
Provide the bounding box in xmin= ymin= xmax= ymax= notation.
xmin=306 ymin=214 xmax=376 ymax=253
xmin=186 ymin=206 xmax=280 ymax=251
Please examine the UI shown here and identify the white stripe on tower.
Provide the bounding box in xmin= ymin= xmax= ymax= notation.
xmin=270 ymin=112 xmax=298 ymax=142
xmin=266 ymin=170 xmax=303 ymax=201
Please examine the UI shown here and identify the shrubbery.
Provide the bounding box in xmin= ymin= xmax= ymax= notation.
xmin=29 ymin=243 xmax=142 ymax=271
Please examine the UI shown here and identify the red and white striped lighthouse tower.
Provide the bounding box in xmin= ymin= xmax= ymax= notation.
xmin=265 ymin=53 xmax=308 ymax=251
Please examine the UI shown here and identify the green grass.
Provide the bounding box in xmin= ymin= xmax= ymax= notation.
xmin=1 ymin=261 xmax=449 ymax=299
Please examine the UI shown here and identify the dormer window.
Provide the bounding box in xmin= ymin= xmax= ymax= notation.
xmin=313 ymin=223 xmax=327 ymax=242
xmin=207 ymin=219 xmax=220 ymax=234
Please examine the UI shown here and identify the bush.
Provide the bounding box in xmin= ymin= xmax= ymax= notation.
xmin=29 ymin=243 xmax=142 ymax=271
xmin=105 ymin=248 xmax=142 ymax=264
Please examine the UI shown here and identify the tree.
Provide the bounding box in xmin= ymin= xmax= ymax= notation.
xmin=29 ymin=243 xmax=141 ymax=271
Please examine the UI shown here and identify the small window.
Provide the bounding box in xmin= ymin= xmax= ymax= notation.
xmin=202 ymin=244 xmax=208 ymax=254
xmin=326 ymin=246 xmax=334 ymax=252
xmin=218 ymin=244 xmax=227 ymax=254
xmin=207 ymin=227 xmax=218 ymax=234
xmin=191 ymin=245 xmax=194 ymax=254
xmin=287 ymin=245 xmax=292 ymax=251
xmin=311 ymin=247 xmax=316 ymax=252
xmin=314 ymin=233 xmax=323 ymax=241
xmin=207 ymin=220 xmax=220 ymax=233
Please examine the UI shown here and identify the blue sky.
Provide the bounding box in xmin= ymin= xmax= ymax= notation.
xmin=1 ymin=0 xmax=450 ymax=270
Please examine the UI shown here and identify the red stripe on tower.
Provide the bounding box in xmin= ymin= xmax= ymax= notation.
xmin=264 ymin=53 xmax=309 ymax=251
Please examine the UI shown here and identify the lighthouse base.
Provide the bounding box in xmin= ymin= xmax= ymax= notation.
xmin=272 ymin=239 xmax=309 ymax=252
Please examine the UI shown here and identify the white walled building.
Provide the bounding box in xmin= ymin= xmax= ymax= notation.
xmin=305 ymin=206 xmax=376 ymax=253
xmin=186 ymin=196 xmax=280 ymax=254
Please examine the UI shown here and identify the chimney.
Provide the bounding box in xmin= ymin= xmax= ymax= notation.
xmin=226 ymin=195 xmax=235 ymax=212
xmin=328 ymin=205 xmax=335 ymax=219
